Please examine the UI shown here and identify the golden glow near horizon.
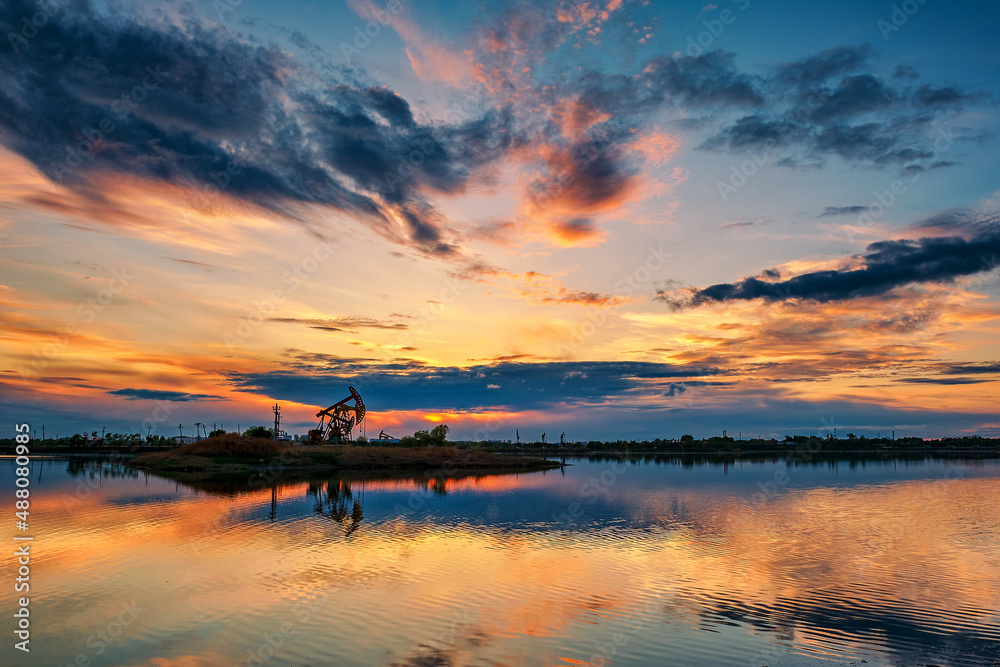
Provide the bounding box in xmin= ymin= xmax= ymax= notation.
xmin=2 ymin=155 xmax=998 ymax=438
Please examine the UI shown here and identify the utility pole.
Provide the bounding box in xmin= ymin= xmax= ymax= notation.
xmin=273 ymin=404 xmax=281 ymax=440
xmin=41 ymin=426 xmax=45 ymax=442
xmin=178 ymin=424 xmax=183 ymax=438
xmin=194 ymin=422 xmax=203 ymax=441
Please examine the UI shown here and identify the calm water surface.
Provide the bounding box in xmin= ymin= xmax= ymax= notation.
xmin=3 ymin=455 xmax=1000 ymax=666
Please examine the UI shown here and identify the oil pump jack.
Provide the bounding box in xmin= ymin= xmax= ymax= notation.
xmin=308 ymin=386 xmax=366 ymax=444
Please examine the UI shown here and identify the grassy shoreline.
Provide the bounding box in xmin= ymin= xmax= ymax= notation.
xmin=128 ymin=434 xmax=562 ymax=474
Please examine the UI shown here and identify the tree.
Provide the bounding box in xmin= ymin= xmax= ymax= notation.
xmin=209 ymin=429 xmax=226 ymax=438
xmin=680 ymin=434 xmax=695 ymax=443
xmin=429 ymin=424 xmax=449 ymax=445
xmin=399 ymin=424 xmax=450 ymax=447
xmin=243 ymin=426 xmax=273 ymax=439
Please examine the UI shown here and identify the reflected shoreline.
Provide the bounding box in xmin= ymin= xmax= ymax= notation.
xmin=138 ymin=463 xmax=557 ymax=497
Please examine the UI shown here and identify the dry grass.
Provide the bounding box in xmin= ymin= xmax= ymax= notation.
xmin=178 ymin=433 xmax=291 ymax=457
xmin=131 ymin=434 xmax=299 ymax=471
xmin=130 ymin=436 xmax=560 ymax=474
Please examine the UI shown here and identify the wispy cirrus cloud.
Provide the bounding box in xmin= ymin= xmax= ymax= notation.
xmin=268 ymin=316 xmax=409 ymax=332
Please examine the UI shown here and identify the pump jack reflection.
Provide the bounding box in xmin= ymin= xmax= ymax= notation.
xmin=309 ymin=479 xmax=364 ymax=535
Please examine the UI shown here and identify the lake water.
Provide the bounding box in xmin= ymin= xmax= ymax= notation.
xmin=3 ymin=454 xmax=1000 ymax=666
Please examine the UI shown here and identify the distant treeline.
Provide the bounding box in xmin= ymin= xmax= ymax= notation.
xmin=0 ymin=427 xmax=232 ymax=450
xmin=2 ymin=430 xmax=999 ymax=453
xmin=468 ymin=434 xmax=1000 ymax=453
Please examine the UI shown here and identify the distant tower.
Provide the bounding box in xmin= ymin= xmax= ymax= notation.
xmin=516 ymin=429 xmax=520 ymax=444
xmin=560 ymin=432 xmax=565 ymax=445
xmin=542 ymin=432 xmax=546 ymax=444
xmin=273 ymin=404 xmax=282 ymax=440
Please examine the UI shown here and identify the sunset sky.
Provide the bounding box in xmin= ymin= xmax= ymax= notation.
xmin=1 ymin=0 xmax=999 ymax=440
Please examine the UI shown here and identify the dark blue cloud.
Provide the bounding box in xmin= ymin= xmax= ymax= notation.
xmin=772 ymin=45 xmax=872 ymax=90
xmin=818 ymin=206 xmax=868 ymax=218
xmin=0 ymin=0 xmax=510 ymax=255
xmin=108 ymin=388 xmax=227 ymax=402
xmin=691 ymin=46 xmax=989 ymax=170
xmin=658 ymin=213 xmax=1000 ymax=307
xmin=223 ymin=358 xmax=725 ymax=412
